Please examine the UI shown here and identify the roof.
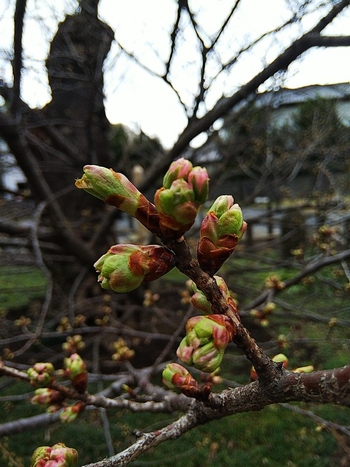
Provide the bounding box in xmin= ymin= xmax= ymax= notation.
xmin=256 ymin=82 xmax=350 ymax=109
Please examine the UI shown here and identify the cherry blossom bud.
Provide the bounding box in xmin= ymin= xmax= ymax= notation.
xmin=75 ymin=165 xmax=161 ymax=236
xmin=177 ymin=315 xmax=234 ymax=373
xmin=251 ymin=354 xmax=288 ymax=381
xmin=31 ymin=443 xmax=78 ymax=467
xmin=154 ymin=180 xmax=198 ymax=238
xmin=292 ymin=365 xmax=314 ymax=373
xmin=94 ymin=244 xmax=175 ymax=293
xmin=163 ymin=158 xmax=193 ymax=188
xmin=272 ymin=353 xmax=288 ymax=368
xmin=162 ymin=363 xmax=198 ymax=391
xmin=250 ymin=366 xmax=258 ymax=381
xmin=27 ymin=362 xmax=55 ymax=387
xmin=188 ymin=166 xmax=209 ymax=205
xmin=60 ymin=402 xmax=85 ymax=423
xmin=31 ymin=388 xmax=63 ymax=406
xmin=155 ymin=158 xmax=209 ymax=238
xmin=190 ymin=276 xmax=231 ymax=313
xmin=64 ymin=354 xmax=87 ymax=393
xmin=197 ymin=196 xmax=247 ymax=275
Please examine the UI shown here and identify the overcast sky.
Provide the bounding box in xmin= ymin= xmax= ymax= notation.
xmin=1 ymin=0 xmax=350 ymax=148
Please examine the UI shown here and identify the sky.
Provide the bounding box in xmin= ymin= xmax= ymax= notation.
xmin=1 ymin=0 xmax=350 ymax=149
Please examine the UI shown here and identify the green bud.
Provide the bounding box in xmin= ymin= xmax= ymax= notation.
xmin=176 ymin=315 xmax=234 ymax=373
xmin=197 ymin=195 xmax=247 ymax=275
xmin=94 ymin=244 xmax=175 ymax=293
xmin=64 ymin=354 xmax=87 ymax=393
xmin=75 ymin=165 xmax=162 ymax=236
xmin=162 ymin=363 xmax=197 ymax=391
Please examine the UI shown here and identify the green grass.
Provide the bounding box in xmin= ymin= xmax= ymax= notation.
xmin=1 ymin=255 xmax=350 ymax=465
xmin=0 ymin=389 xmax=340 ymax=467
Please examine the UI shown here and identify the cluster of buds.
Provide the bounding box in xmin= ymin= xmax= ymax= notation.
xmin=64 ymin=354 xmax=87 ymax=393
xmin=190 ymin=276 xmax=238 ymax=315
xmin=27 ymin=362 xmax=55 ymax=387
xmin=154 ymin=158 xmax=209 ymax=238
xmin=14 ymin=315 xmax=31 ymax=328
xmin=177 ymin=315 xmax=234 ymax=373
xmin=94 ymin=244 xmax=175 ymax=293
xmin=59 ymin=401 xmax=85 ymax=423
xmin=62 ymin=335 xmax=85 ymax=354
xmin=57 ymin=317 xmax=72 ymax=332
xmin=75 ymin=165 xmax=162 ymax=236
xmin=265 ymin=275 xmax=285 ymax=290
xmin=277 ymin=334 xmax=288 ymax=350
xmin=31 ymin=388 xmax=64 ymax=411
xmin=250 ymin=302 xmax=276 ymax=327
xmin=311 ymin=225 xmax=337 ymax=254
xmin=112 ymin=337 xmax=135 ymax=361
xmin=143 ymin=290 xmax=160 ymax=307
xmin=197 ymin=196 xmax=247 ymax=275
xmin=31 ymin=443 xmax=78 ymax=467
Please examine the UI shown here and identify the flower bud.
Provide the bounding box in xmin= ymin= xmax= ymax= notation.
xmin=94 ymin=244 xmax=175 ymax=293
xmin=31 ymin=388 xmax=63 ymax=406
xmin=176 ymin=315 xmax=234 ymax=373
xmin=190 ymin=276 xmax=231 ymax=314
xmin=59 ymin=402 xmax=85 ymax=423
xmin=27 ymin=362 xmax=55 ymax=387
xmin=272 ymin=353 xmax=288 ymax=368
xmin=75 ymin=165 xmax=161 ymax=235
xmin=188 ymin=166 xmax=209 ymax=205
xmin=154 ymin=158 xmax=209 ymax=238
xmin=162 ymin=363 xmax=198 ymax=391
xmin=292 ymin=365 xmax=314 ymax=373
xmin=31 ymin=443 xmax=78 ymax=467
xmin=154 ymin=180 xmax=198 ymax=238
xmin=197 ymin=196 xmax=247 ymax=275
xmin=163 ymin=158 xmax=193 ymax=189
xmin=64 ymin=354 xmax=87 ymax=393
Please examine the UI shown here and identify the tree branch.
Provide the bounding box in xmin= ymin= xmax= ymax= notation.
xmin=0 ymin=112 xmax=96 ymax=265
xmin=139 ymin=0 xmax=350 ymax=191
xmin=80 ymin=365 xmax=350 ymax=466
xmin=10 ymin=0 xmax=27 ymax=117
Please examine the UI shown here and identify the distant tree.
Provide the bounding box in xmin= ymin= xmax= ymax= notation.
xmin=210 ymin=95 xmax=350 ymax=202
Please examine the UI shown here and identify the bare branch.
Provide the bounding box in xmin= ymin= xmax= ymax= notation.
xmin=140 ymin=0 xmax=350 ymax=190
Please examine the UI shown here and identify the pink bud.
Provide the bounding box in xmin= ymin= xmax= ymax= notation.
xmin=31 ymin=443 xmax=78 ymax=467
xmin=188 ymin=166 xmax=209 ymax=205
xmin=163 ymin=158 xmax=193 ymax=188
